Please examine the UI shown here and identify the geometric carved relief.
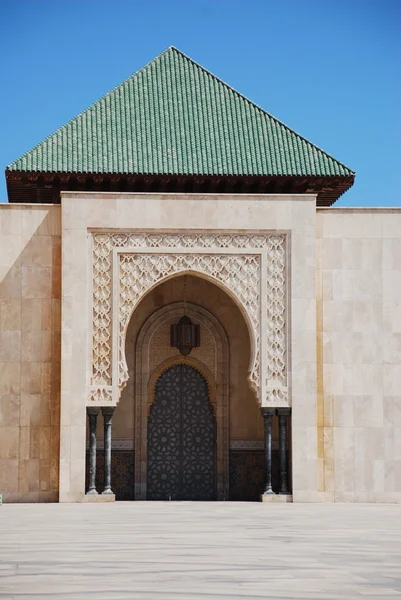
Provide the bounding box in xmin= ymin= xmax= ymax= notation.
xmin=89 ymin=231 xmax=287 ymax=407
xmin=119 ymin=253 xmax=260 ymax=392
xmin=266 ymin=236 xmax=286 ymax=384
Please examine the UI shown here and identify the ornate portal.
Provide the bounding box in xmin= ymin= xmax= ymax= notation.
xmin=89 ymin=231 xmax=288 ymax=409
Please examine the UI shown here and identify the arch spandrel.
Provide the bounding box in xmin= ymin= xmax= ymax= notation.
xmin=117 ymin=257 xmax=260 ymax=396
xmin=88 ymin=231 xmax=288 ymax=408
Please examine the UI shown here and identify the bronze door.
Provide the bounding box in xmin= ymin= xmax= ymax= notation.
xmin=147 ymin=364 xmax=217 ymax=500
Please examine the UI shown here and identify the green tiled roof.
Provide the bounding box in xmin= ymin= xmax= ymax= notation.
xmin=7 ymin=47 xmax=354 ymax=178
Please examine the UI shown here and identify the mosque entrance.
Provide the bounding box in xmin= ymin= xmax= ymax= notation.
xmin=147 ymin=364 xmax=217 ymax=500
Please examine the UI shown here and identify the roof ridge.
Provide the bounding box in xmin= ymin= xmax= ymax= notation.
xmin=169 ymin=47 xmax=354 ymax=174
xmin=6 ymin=46 xmax=173 ymax=169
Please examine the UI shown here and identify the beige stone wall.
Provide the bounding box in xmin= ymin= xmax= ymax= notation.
xmin=3 ymin=196 xmax=400 ymax=505
xmin=0 ymin=205 xmax=61 ymax=502
xmin=317 ymin=208 xmax=401 ymax=503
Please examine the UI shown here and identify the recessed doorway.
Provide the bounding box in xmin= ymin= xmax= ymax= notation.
xmin=147 ymin=364 xmax=217 ymax=500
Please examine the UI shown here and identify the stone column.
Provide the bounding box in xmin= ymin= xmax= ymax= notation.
xmin=86 ymin=407 xmax=100 ymax=495
xmin=101 ymin=407 xmax=115 ymax=495
xmin=277 ymin=408 xmax=291 ymax=494
xmin=261 ymin=407 xmax=275 ymax=495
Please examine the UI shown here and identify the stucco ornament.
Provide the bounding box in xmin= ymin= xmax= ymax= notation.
xmin=89 ymin=231 xmax=287 ymax=406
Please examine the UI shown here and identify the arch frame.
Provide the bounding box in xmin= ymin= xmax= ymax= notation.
xmin=88 ymin=230 xmax=289 ymax=409
xmin=134 ymin=301 xmax=229 ymax=500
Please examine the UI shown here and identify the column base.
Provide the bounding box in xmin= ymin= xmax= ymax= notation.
xmin=261 ymin=493 xmax=293 ymax=503
xmin=83 ymin=493 xmax=115 ymax=503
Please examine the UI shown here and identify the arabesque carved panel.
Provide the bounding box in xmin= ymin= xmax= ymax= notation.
xmin=89 ymin=231 xmax=287 ymax=406
xmin=118 ymin=253 xmax=260 ymax=393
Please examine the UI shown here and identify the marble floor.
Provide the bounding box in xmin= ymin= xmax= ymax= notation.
xmin=0 ymin=502 xmax=400 ymax=599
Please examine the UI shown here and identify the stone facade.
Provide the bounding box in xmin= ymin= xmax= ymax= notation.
xmin=0 ymin=204 xmax=61 ymax=502
xmin=0 ymin=195 xmax=399 ymax=503
xmin=317 ymin=208 xmax=401 ymax=503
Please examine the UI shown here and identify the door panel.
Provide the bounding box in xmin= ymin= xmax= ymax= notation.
xmin=147 ymin=364 xmax=216 ymax=500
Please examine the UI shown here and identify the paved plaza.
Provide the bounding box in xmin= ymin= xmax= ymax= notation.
xmin=0 ymin=503 xmax=400 ymax=599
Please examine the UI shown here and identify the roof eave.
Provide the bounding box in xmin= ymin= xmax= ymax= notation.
xmin=5 ymin=170 xmax=354 ymax=206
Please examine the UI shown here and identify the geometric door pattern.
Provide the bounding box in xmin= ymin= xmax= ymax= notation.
xmin=147 ymin=364 xmax=217 ymax=500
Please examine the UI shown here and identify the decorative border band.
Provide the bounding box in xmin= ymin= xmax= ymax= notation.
xmin=86 ymin=439 xmax=135 ymax=451
xmin=86 ymin=439 xmax=275 ymax=451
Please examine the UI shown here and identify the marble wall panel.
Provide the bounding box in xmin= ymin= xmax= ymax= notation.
xmin=0 ymin=205 xmax=61 ymax=502
xmin=317 ymin=208 xmax=401 ymax=503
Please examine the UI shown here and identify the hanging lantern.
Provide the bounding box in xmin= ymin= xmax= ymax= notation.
xmin=170 ymin=315 xmax=200 ymax=356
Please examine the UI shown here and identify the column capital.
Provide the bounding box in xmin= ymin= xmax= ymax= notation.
xmin=101 ymin=407 xmax=115 ymax=417
xmin=261 ymin=407 xmax=275 ymax=418
xmin=276 ymin=407 xmax=291 ymax=416
xmin=87 ymin=407 xmax=101 ymax=416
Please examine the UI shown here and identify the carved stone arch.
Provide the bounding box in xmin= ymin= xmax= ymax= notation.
xmin=117 ymin=259 xmax=259 ymax=397
xmin=134 ymin=301 xmax=230 ymax=500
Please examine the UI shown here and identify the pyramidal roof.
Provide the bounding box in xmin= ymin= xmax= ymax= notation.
xmin=6 ymin=47 xmax=354 ymax=203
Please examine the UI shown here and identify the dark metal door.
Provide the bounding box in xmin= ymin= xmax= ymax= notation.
xmin=147 ymin=364 xmax=217 ymax=500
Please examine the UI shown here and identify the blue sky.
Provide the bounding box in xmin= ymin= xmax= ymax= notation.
xmin=1 ymin=0 xmax=400 ymax=206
